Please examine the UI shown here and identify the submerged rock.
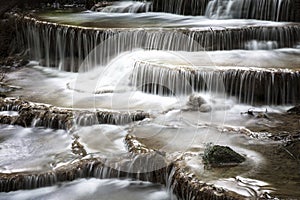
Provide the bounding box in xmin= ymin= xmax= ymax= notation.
xmin=203 ymin=144 xmax=246 ymax=167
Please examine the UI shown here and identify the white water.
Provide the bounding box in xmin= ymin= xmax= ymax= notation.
xmin=205 ymin=0 xmax=293 ymax=21
xmin=0 ymin=125 xmax=74 ymax=173
xmin=99 ymin=1 xmax=152 ymax=13
xmin=3 ymin=1 xmax=300 ymax=198
xmin=0 ymin=178 xmax=174 ymax=200
xmin=8 ymin=49 xmax=300 ymax=109
xmin=88 ymin=0 xmax=293 ymax=21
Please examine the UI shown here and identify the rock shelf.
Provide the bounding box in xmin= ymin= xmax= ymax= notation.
xmin=0 ymin=97 xmax=150 ymax=129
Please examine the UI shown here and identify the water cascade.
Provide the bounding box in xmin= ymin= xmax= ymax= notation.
xmin=0 ymin=98 xmax=149 ymax=129
xmin=0 ymin=155 xmax=168 ymax=192
xmin=16 ymin=15 xmax=300 ymax=72
xmin=131 ymin=60 xmax=300 ymax=104
xmin=205 ymin=0 xmax=294 ymax=21
xmin=152 ymin=0 xmax=211 ymax=15
xmin=1 ymin=0 xmax=300 ymax=199
xmin=152 ymin=0 xmax=294 ymax=21
xmin=97 ymin=1 xmax=152 ymax=13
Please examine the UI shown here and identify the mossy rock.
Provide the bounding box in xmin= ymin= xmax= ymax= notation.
xmin=203 ymin=144 xmax=246 ymax=167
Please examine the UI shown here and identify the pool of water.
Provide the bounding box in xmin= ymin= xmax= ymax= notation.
xmin=0 ymin=125 xmax=74 ymax=173
xmin=35 ymin=10 xmax=292 ymax=29
xmin=3 ymin=6 xmax=300 ymax=198
xmin=0 ymin=178 xmax=174 ymax=200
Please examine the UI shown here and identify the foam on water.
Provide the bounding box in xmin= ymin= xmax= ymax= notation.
xmin=75 ymin=125 xmax=128 ymax=155
xmin=5 ymin=5 xmax=300 ymax=198
xmin=98 ymin=1 xmax=152 ymax=13
xmin=0 ymin=125 xmax=74 ymax=173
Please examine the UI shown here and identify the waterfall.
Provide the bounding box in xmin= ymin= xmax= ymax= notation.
xmin=98 ymin=1 xmax=152 ymax=13
xmin=126 ymin=0 xmax=297 ymax=21
xmin=0 ymin=153 xmax=169 ymax=192
xmin=131 ymin=61 xmax=300 ymax=105
xmin=0 ymin=98 xmax=150 ymax=129
xmin=130 ymin=61 xmax=225 ymax=96
xmin=205 ymin=0 xmax=294 ymax=21
xmin=16 ymin=16 xmax=300 ymax=72
xmin=87 ymin=0 xmax=295 ymax=21
xmin=152 ymin=0 xmax=211 ymax=15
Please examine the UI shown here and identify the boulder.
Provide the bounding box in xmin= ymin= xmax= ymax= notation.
xmin=199 ymin=104 xmax=212 ymax=112
xmin=203 ymin=144 xmax=246 ymax=167
xmin=187 ymin=93 xmax=207 ymax=110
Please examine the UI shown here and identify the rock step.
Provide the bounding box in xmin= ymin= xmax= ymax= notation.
xmin=0 ymin=98 xmax=149 ymax=129
xmin=0 ymin=156 xmax=168 ymax=193
xmin=14 ymin=14 xmax=300 ymax=72
xmin=124 ymin=134 xmax=267 ymax=200
xmin=131 ymin=60 xmax=300 ymax=105
xmin=152 ymin=0 xmax=294 ymax=21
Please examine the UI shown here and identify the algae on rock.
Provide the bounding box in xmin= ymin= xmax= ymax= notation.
xmin=203 ymin=144 xmax=246 ymax=167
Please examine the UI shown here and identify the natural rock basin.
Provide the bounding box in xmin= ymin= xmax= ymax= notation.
xmin=1 ymin=2 xmax=300 ymax=199
xmin=1 ymin=50 xmax=299 ymax=198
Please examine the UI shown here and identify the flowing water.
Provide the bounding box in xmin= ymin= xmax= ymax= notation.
xmin=1 ymin=0 xmax=300 ymax=199
xmin=0 ymin=179 xmax=174 ymax=200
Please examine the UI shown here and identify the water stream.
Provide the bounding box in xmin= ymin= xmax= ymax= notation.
xmin=1 ymin=0 xmax=300 ymax=199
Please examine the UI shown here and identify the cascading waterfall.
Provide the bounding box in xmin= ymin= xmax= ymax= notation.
xmin=130 ymin=61 xmax=225 ymax=96
xmin=131 ymin=61 xmax=300 ymax=104
xmin=152 ymin=0 xmax=295 ymax=21
xmin=99 ymin=0 xmax=295 ymax=21
xmin=99 ymin=1 xmax=152 ymax=13
xmin=0 ymin=154 xmax=169 ymax=192
xmin=1 ymin=0 xmax=300 ymax=198
xmin=205 ymin=0 xmax=294 ymax=21
xmin=0 ymin=98 xmax=150 ymax=129
xmin=152 ymin=0 xmax=211 ymax=15
xmin=16 ymin=16 xmax=300 ymax=72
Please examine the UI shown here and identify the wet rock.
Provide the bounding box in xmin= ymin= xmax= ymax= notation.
xmin=187 ymin=93 xmax=207 ymax=108
xmin=125 ymin=136 xmax=247 ymax=200
xmin=199 ymin=104 xmax=212 ymax=112
xmin=244 ymin=110 xmax=300 ymax=144
xmin=186 ymin=94 xmax=213 ymax=112
xmin=203 ymin=144 xmax=246 ymax=167
xmin=287 ymin=105 xmax=300 ymax=114
xmin=0 ymin=153 xmax=170 ymax=192
xmin=241 ymin=108 xmax=269 ymax=119
xmin=125 ymin=134 xmax=154 ymax=154
xmin=0 ymin=97 xmax=150 ymax=129
xmin=170 ymin=162 xmax=244 ymax=200
xmin=0 ymin=82 xmax=21 ymax=93
xmin=71 ymin=136 xmax=87 ymax=157
xmin=0 ymin=56 xmax=29 ymax=72
xmin=90 ymin=1 xmax=114 ymax=12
